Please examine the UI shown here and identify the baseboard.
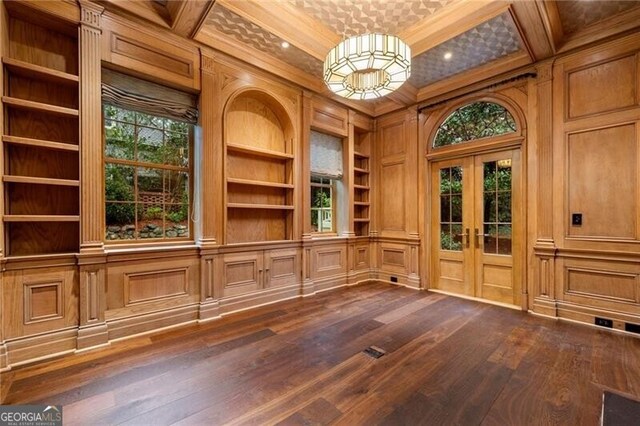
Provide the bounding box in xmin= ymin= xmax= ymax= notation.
xmin=218 ymin=284 xmax=301 ymax=315
xmin=4 ymin=328 xmax=78 ymax=367
xmin=428 ymin=289 xmax=523 ymax=311
xmin=106 ymin=304 xmax=200 ymax=341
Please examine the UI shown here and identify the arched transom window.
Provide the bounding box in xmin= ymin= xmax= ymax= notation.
xmin=434 ymin=101 xmax=517 ymax=148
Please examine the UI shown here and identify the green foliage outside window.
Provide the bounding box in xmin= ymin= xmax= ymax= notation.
xmin=104 ymin=105 xmax=191 ymax=241
xmin=434 ymin=102 xmax=517 ymax=148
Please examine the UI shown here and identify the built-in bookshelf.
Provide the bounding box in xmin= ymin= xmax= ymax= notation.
xmin=225 ymin=92 xmax=295 ymax=243
xmin=353 ymin=128 xmax=371 ymax=237
xmin=2 ymin=11 xmax=80 ymax=256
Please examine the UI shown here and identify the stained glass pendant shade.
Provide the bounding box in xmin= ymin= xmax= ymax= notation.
xmin=323 ymin=33 xmax=411 ymax=100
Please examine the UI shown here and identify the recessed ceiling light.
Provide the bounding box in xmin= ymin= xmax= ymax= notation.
xmin=444 ymin=52 xmax=453 ymax=60
xmin=281 ymin=41 xmax=290 ymax=48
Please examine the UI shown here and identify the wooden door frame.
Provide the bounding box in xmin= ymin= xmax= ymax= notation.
xmin=426 ymin=141 xmax=527 ymax=310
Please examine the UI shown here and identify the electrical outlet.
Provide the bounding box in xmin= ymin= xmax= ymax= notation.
xmin=572 ymin=213 xmax=582 ymax=226
xmin=625 ymin=323 xmax=640 ymax=334
xmin=595 ymin=317 xmax=613 ymax=328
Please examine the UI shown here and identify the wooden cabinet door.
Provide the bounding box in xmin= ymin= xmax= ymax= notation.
xmin=221 ymin=252 xmax=263 ymax=297
xmin=265 ymin=248 xmax=299 ymax=288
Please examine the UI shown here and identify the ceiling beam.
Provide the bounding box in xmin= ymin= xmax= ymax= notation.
xmin=558 ymin=5 xmax=640 ymax=54
xmin=536 ymin=1 xmax=564 ymax=54
xmin=168 ymin=0 xmax=214 ymax=38
xmin=509 ymin=1 xmax=554 ymax=60
xmin=97 ymin=0 xmax=172 ymax=28
xmin=399 ymin=0 xmax=511 ymax=57
xmin=215 ymin=0 xmax=340 ymax=61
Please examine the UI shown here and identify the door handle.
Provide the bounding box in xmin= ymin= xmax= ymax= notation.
xmin=456 ymin=228 xmax=470 ymax=248
xmin=475 ymin=228 xmax=490 ymax=247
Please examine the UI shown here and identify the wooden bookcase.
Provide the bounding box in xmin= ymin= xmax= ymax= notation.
xmin=2 ymin=11 xmax=80 ymax=256
xmin=225 ymin=91 xmax=295 ymax=244
xmin=353 ymin=127 xmax=371 ymax=237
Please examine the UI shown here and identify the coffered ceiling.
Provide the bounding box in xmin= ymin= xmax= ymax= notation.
xmin=98 ymin=0 xmax=640 ymax=115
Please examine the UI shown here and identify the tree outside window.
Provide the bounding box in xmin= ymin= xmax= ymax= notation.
xmin=104 ymin=105 xmax=191 ymax=241
xmin=311 ymin=176 xmax=335 ymax=233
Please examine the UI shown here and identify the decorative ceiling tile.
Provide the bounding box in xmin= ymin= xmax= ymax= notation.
xmin=287 ymin=0 xmax=453 ymax=37
xmin=556 ymin=0 xmax=640 ymax=35
xmin=205 ymin=4 xmax=324 ymax=77
xmin=409 ymin=13 xmax=523 ymax=88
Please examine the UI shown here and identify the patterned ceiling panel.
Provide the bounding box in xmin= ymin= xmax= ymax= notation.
xmin=409 ymin=12 xmax=523 ymax=88
xmin=287 ymin=0 xmax=453 ymax=37
xmin=556 ymin=0 xmax=640 ymax=35
xmin=205 ymin=4 xmax=324 ymax=77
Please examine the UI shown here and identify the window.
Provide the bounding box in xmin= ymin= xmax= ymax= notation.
xmin=434 ymin=101 xmax=517 ymax=148
xmin=311 ymin=176 xmax=335 ymax=233
xmin=104 ymin=105 xmax=191 ymax=241
xmin=310 ymin=130 xmax=343 ymax=234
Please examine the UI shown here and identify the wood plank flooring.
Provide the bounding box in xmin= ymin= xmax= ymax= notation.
xmin=1 ymin=282 xmax=640 ymax=425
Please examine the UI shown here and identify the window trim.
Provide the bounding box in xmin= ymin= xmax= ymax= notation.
xmin=103 ymin=105 xmax=194 ymax=244
xmin=311 ymin=175 xmax=336 ymax=234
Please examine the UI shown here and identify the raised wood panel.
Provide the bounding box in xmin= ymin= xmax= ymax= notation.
xmin=106 ymin=257 xmax=199 ymax=315
xmin=266 ymin=248 xmax=299 ymax=288
xmin=310 ymin=98 xmax=348 ymax=137
xmin=222 ymin=252 xmax=262 ymax=297
xmin=379 ymin=243 xmax=409 ymax=275
xmin=568 ymin=55 xmax=637 ymax=119
xmin=381 ymin=122 xmax=406 ymax=158
xmin=25 ymin=282 xmax=62 ymax=323
xmin=101 ymin=15 xmax=200 ymax=90
xmin=124 ymin=268 xmax=189 ymax=306
xmin=317 ymin=250 xmax=342 ymax=271
xmin=312 ymin=244 xmax=347 ymax=280
xmin=3 ymin=268 xmax=77 ymax=339
xmin=567 ymin=124 xmax=637 ymax=240
xmin=354 ymin=244 xmax=370 ymax=270
xmin=566 ymin=267 xmax=638 ymax=303
xmin=382 ymin=248 xmax=405 ymax=268
xmin=380 ymin=162 xmax=405 ymax=232
xmin=440 ymin=259 xmax=464 ymax=281
xmin=482 ymin=265 xmax=512 ymax=289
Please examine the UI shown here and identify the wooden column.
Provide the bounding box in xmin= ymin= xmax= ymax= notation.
xmin=77 ymin=1 xmax=108 ymax=350
xmin=344 ymin=111 xmax=356 ymax=237
xmin=531 ymin=60 xmax=557 ymax=316
xmin=405 ymin=106 xmax=421 ymax=288
xmin=300 ymin=91 xmax=315 ymax=295
xmin=0 ymin=0 xmax=7 ymax=372
xmin=198 ymin=50 xmax=221 ymax=320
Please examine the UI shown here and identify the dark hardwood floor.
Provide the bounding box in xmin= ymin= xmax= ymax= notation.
xmin=2 ymin=282 xmax=639 ymax=425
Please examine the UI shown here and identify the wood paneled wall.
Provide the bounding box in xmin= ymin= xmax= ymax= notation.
xmin=2 ymin=0 xmax=640 ymax=376
xmin=373 ymin=108 xmax=421 ymax=288
xmin=532 ymin=31 xmax=640 ymax=329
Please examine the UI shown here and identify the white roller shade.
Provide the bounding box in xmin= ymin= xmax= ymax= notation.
xmin=310 ymin=130 xmax=343 ymax=179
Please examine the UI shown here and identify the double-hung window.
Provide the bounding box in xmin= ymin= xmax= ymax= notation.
xmin=310 ymin=130 xmax=343 ymax=234
xmin=102 ymin=69 xmax=197 ymax=242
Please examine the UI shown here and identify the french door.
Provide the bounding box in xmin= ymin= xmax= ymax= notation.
xmin=430 ymin=149 xmax=522 ymax=307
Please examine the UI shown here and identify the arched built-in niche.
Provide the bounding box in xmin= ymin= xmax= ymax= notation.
xmin=224 ymin=89 xmax=296 ymax=244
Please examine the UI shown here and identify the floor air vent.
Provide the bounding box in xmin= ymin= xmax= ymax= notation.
xmin=363 ymin=346 xmax=386 ymax=359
